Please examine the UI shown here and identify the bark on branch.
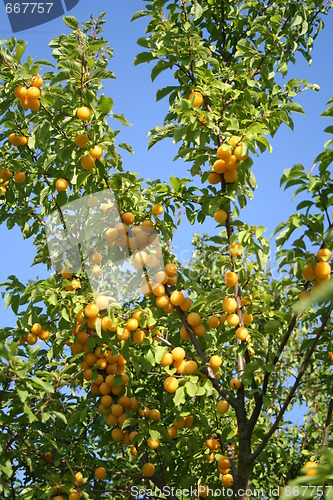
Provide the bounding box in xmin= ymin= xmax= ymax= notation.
xmin=251 ymin=306 xmax=332 ymax=460
xmin=322 ymin=398 xmax=333 ymax=449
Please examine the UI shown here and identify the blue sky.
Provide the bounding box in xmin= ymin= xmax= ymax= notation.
xmin=0 ymin=0 xmax=332 ymax=339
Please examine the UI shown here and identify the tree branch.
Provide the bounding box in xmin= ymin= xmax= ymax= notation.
xmin=249 ymin=310 xmax=303 ymax=431
xmin=251 ymin=306 xmax=332 ymax=460
xmin=322 ymin=398 xmax=333 ymax=449
xmin=164 ymin=285 xmax=238 ymax=408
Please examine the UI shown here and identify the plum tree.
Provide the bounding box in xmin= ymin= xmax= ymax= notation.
xmin=0 ymin=4 xmax=332 ymax=500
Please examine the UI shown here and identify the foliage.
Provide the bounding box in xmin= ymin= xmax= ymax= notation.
xmin=0 ymin=2 xmax=332 ymax=499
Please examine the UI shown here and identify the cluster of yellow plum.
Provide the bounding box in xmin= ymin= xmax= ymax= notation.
xmin=0 ymin=175 xmax=9 ymax=195
xmin=300 ymin=247 xmax=332 ymax=300
xmin=1 ymin=134 xmax=29 ymax=185
xmin=50 ymin=467 xmax=108 ymax=500
xmin=19 ymin=322 xmax=50 ymax=346
xmin=203 ymin=436 xmax=236 ymax=487
xmin=14 ymin=75 xmax=43 ymax=111
xmin=209 ymin=135 xmax=249 ymax=186
xmin=75 ymin=106 xmax=104 ymax=171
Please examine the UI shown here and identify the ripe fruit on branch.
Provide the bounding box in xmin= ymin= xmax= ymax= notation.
xmin=0 ymin=168 xmax=11 ymax=180
xmin=222 ymin=474 xmax=234 ymax=486
xmin=149 ymin=409 xmax=160 ymax=421
xmin=224 ymin=271 xmax=238 ymax=287
xmin=152 ymin=203 xmax=163 ymax=215
xmin=126 ymin=318 xmax=138 ymax=331
xmin=77 ymin=106 xmax=91 ymax=121
xmin=170 ymin=290 xmax=185 ymax=306
xmin=161 ymin=352 xmax=173 ymax=366
xmin=207 ymin=316 xmax=219 ymax=328
xmin=223 ymin=297 xmax=237 ymax=314
xmin=31 ymin=323 xmax=42 ymax=335
xmin=85 ymin=303 xmax=99 ymax=318
xmin=91 ymin=252 xmax=102 ymax=265
xmin=90 ymin=146 xmax=103 ymax=159
xmin=147 ymin=437 xmax=160 ymax=449
xmin=164 ymin=376 xmax=179 ymax=393
xmin=207 ymin=172 xmax=221 ymax=185
xmin=121 ymin=212 xmax=135 ymax=225
xmin=207 ymin=438 xmax=219 ymax=451
xmin=224 ymin=169 xmax=238 ymax=183
xmin=172 ymin=347 xmax=186 ymax=361
xmin=81 ymin=155 xmax=95 ymax=170
xmin=9 ymin=133 xmax=21 ymax=146
xmin=234 ymin=145 xmax=248 ymax=161
xmin=218 ymin=456 xmax=231 ymax=469
xmin=14 ymin=172 xmax=26 ymax=184
xmin=303 ymin=461 xmax=318 ymax=476
xmin=187 ymin=312 xmax=201 ymax=327
xmin=165 ymin=263 xmax=178 ymax=276
xmin=227 ymin=314 xmax=239 ymax=327
xmin=69 ymin=493 xmax=80 ymax=500
xmin=75 ymin=134 xmax=88 ymax=148
xmin=95 ymin=296 xmax=109 ymax=311
xmin=19 ymin=98 xmax=29 ymax=109
xmin=225 ymin=155 xmax=237 ymax=169
xmin=30 ymin=75 xmax=43 ymax=88
xmin=142 ymin=462 xmax=155 ymax=477
xmin=217 ymin=146 xmax=232 ymax=161
xmin=27 ymin=87 xmax=40 ymax=99
xmin=95 ymin=467 xmax=106 ymax=480
xmin=184 ymin=360 xmax=198 ymax=374
xmin=217 ymin=400 xmax=229 ymax=414
xmin=302 ymin=264 xmax=315 ymax=281
xmin=229 ymin=243 xmax=243 ymax=257
xmin=242 ymin=313 xmax=253 ymax=326
xmin=214 ymin=209 xmax=227 ymax=224
xmin=74 ymin=471 xmax=83 ymax=485
xmin=316 ymin=248 xmax=332 ymax=262
xmin=230 ymin=377 xmax=241 ymax=389
xmin=236 ymin=327 xmax=249 ymax=341
xmin=61 ymin=268 xmax=73 ymax=279
xmin=314 ymin=261 xmax=331 ymax=280
xmin=213 ymin=159 xmax=227 ymax=174
xmin=168 ymin=426 xmax=178 ymax=439
xmin=188 ymin=91 xmax=203 ymax=107
xmin=210 ymin=355 xmax=222 ymax=369
xmin=55 ymin=178 xmax=68 ymax=192
xmin=14 ymin=85 xmax=27 ymax=99
xmin=27 ymin=98 xmax=40 ymax=111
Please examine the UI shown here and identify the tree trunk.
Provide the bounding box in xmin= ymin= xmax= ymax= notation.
xmin=236 ymin=436 xmax=252 ymax=500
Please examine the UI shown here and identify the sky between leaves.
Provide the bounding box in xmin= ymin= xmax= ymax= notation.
xmin=0 ymin=0 xmax=332 ymax=339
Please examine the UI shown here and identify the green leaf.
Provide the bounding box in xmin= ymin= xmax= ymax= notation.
xmin=193 ymin=2 xmax=203 ymax=20
xmin=63 ymin=16 xmax=79 ymax=29
xmin=118 ymin=143 xmax=134 ymax=155
xmin=264 ymin=320 xmax=281 ymax=333
xmin=134 ymin=51 xmax=155 ymax=66
xmin=185 ymin=381 xmax=198 ymax=397
xmin=173 ymin=385 xmax=186 ymax=406
xmin=0 ymin=460 xmax=13 ymax=477
xmin=35 ymin=59 xmax=54 ymax=67
xmin=114 ymin=375 xmax=123 ymax=388
xmin=131 ymin=10 xmax=148 ymax=22
xmin=170 ymin=176 xmax=181 ymax=192
xmin=31 ymin=377 xmax=54 ymax=393
xmin=97 ymin=95 xmax=113 ymax=114
xmin=149 ymin=429 xmax=160 ymax=441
